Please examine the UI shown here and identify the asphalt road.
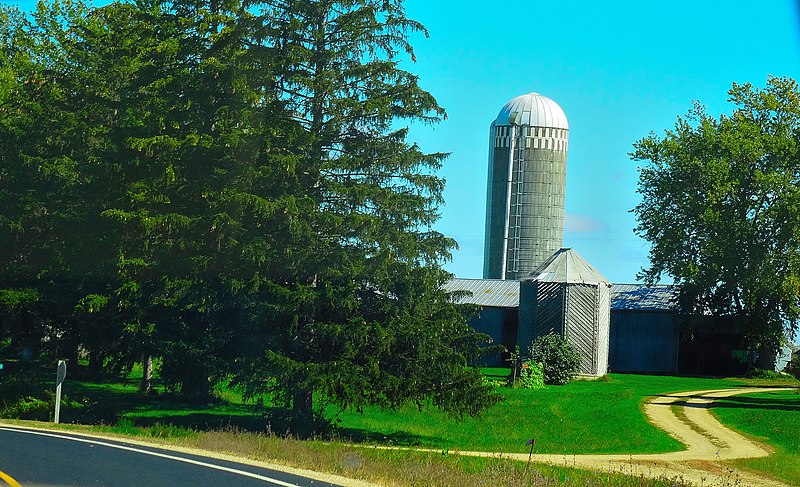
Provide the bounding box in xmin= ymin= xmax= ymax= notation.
xmin=0 ymin=426 xmax=344 ymax=487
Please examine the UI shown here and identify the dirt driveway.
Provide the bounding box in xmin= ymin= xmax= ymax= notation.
xmin=446 ymin=387 xmax=790 ymax=487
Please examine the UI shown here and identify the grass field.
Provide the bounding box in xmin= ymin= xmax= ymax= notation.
xmin=712 ymin=388 xmax=800 ymax=486
xmin=63 ymin=370 xmax=754 ymax=456
xmin=331 ymin=373 xmax=748 ymax=454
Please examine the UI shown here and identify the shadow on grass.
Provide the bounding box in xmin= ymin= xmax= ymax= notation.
xmin=62 ymin=379 xmax=269 ymax=432
xmin=62 ymin=381 xmax=433 ymax=444
xmin=330 ymin=426 xmax=433 ymax=447
xmin=710 ymin=393 xmax=800 ymax=412
xmin=129 ymin=412 xmax=269 ymax=432
xmin=666 ymin=392 xmax=800 ymax=413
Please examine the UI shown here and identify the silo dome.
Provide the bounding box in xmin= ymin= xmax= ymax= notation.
xmin=493 ymin=92 xmax=569 ymax=129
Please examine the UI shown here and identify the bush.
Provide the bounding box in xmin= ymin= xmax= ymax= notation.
xmin=0 ymin=390 xmax=84 ymax=421
xmin=528 ymin=334 xmax=581 ymax=385
xmin=0 ymin=395 xmax=52 ymax=420
xmin=747 ymin=368 xmax=792 ymax=380
xmin=518 ymin=361 xmax=545 ymax=389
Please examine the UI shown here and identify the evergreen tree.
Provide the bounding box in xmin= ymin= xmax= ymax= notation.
xmin=1 ymin=0 xmax=498 ymax=429
xmin=68 ymin=0 xmax=292 ymax=396
xmin=0 ymin=0 xmax=99 ymax=363
xmin=232 ymin=0 xmax=498 ymax=435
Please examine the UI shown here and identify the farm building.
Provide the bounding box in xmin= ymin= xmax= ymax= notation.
xmin=608 ymin=284 xmax=679 ymax=373
xmin=465 ymin=92 xmax=789 ymax=376
xmin=518 ymin=248 xmax=611 ymax=376
xmin=444 ymin=248 xmax=759 ymax=375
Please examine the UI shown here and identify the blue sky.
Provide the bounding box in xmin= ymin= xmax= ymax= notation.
xmin=398 ymin=0 xmax=800 ymax=283
xmin=6 ymin=0 xmax=800 ymax=283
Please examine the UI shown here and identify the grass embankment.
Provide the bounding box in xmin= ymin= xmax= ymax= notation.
xmin=2 ymin=419 xmax=690 ymax=487
xmin=711 ymin=388 xmax=800 ymax=486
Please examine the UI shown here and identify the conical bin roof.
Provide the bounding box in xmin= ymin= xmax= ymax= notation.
xmin=521 ymin=248 xmax=610 ymax=285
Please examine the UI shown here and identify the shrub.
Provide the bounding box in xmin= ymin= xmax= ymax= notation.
xmin=518 ymin=361 xmax=545 ymax=389
xmin=0 ymin=391 xmax=84 ymax=421
xmin=528 ymin=334 xmax=581 ymax=385
xmin=0 ymin=395 xmax=52 ymax=420
xmin=747 ymin=368 xmax=791 ymax=380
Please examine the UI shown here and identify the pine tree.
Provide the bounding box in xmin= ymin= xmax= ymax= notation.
xmin=231 ymin=0 xmax=498 ymax=436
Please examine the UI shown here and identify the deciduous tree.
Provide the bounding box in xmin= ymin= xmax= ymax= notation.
xmin=632 ymin=76 xmax=800 ymax=367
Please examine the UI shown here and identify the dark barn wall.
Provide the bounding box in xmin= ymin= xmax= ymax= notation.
xmin=609 ymin=310 xmax=678 ymax=373
xmin=677 ymin=332 xmax=749 ymax=376
xmin=468 ymin=306 xmax=517 ymax=366
xmin=518 ymin=280 xmax=566 ymax=356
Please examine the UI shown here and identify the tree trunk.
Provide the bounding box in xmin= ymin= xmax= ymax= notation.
xmin=140 ymin=355 xmax=153 ymax=395
xmin=292 ymin=386 xmax=314 ymax=439
xmin=88 ymin=350 xmax=104 ymax=378
xmin=755 ymin=344 xmax=778 ymax=370
xmin=66 ymin=344 xmax=79 ymax=373
xmin=178 ymin=367 xmax=211 ymax=403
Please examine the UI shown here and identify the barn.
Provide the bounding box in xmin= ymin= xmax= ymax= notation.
xmin=445 ymin=248 xmax=760 ymax=376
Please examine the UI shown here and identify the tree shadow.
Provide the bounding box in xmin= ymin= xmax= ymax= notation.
xmin=708 ymin=394 xmax=800 ymax=412
xmin=661 ymin=391 xmax=800 ymax=413
xmin=129 ymin=412 xmax=269 ymax=432
xmin=328 ymin=426 xmax=434 ymax=447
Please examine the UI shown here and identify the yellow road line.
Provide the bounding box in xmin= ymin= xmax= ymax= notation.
xmin=0 ymin=469 xmax=21 ymax=487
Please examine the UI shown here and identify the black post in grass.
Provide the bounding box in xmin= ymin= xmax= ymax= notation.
xmin=526 ymin=438 xmax=535 ymax=467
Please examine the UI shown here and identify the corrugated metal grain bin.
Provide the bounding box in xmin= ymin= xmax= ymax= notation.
xmin=518 ymin=248 xmax=611 ymax=376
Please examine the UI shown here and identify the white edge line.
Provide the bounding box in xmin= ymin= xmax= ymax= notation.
xmin=0 ymin=427 xmax=303 ymax=487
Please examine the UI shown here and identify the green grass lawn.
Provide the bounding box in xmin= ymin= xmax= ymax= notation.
xmin=331 ymin=373 xmax=748 ymax=454
xmin=712 ymin=388 xmax=800 ymax=486
xmin=61 ymin=370 xmax=761 ymax=456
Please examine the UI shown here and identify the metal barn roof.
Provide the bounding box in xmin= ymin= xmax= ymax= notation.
xmin=521 ymin=248 xmax=610 ymax=285
xmin=610 ymin=284 xmax=676 ymax=311
xmin=493 ymin=92 xmax=569 ymax=129
xmin=444 ymin=278 xmax=675 ymax=311
xmin=443 ymin=278 xmax=520 ymax=307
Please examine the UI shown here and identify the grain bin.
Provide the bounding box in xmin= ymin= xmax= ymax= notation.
xmin=518 ymin=248 xmax=611 ymax=376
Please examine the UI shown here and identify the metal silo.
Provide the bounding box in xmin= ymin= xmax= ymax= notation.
xmin=483 ymin=92 xmax=569 ymax=280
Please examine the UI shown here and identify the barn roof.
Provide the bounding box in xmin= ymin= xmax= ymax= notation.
xmin=443 ymin=278 xmax=520 ymax=307
xmin=610 ymin=284 xmax=677 ymax=311
xmin=444 ymin=278 xmax=675 ymax=311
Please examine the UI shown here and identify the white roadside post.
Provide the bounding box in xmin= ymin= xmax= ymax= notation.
xmin=54 ymin=360 xmax=67 ymax=424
